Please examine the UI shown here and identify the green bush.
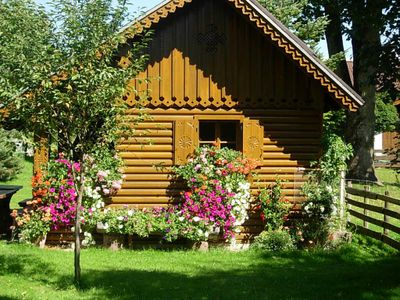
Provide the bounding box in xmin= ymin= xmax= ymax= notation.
xmin=253 ymin=230 xmax=295 ymax=252
xmin=0 ymin=128 xmax=22 ymax=181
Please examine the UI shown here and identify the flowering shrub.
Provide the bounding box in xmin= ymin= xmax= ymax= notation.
xmin=257 ymin=180 xmax=291 ymax=231
xmin=14 ymin=146 xmax=258 ymax=245
xmin=12 ymin=151 xmax=124 ymax=244
xmin=173 ymin=146 xmax=257 ymax=240
xmin=299 ymin=183 xmax=336 ymax=245
xmin=11 ymin=201 xmax=51 ymax=243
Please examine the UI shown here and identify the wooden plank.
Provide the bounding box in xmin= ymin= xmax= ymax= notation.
xmin=253 ymin=181 xmax=304 ymax=189
xmin=123 ymin=159 xmax=173 ymax=166
xmin=124 ymin=174 xmax=172 ymax=181
xmin=172 ymin=48 xmax=185 ymax=105
xmin=131 ymin=129 xmax=172 ymax=137
xmin=160 ymin=23 xmax=172 ymax=102
xmin=346 ymin=187 xmax=400 ymax=206
xmin=346 ymin=197 xmax=400 ymax=220
xmin=122 ymin=137 xmax=173 ymax=144
xmin=122 ymin=181 xmax=183 ymax=189
xmin=259 ymin=166 xmax=306 ymax=173
xmin=112 ymin=196 xmax=173 ymax=204
xmin=263 ymin=124 xmax=321 ymax=131
xmin=260 ymin=116 xmax=322 ymax=124
xmin=131 ymin=122 xmax=173 ymax=129
xmin=124 ymin=166 xmax=172 ymax=173
xmin=349 ymin=209 xmax=400 ymax=234
xmin=147 ymin=34 xmax=160 ymax=104
xmin=119 ymin=152 xmax=172 ymax=159
xmin=265 ymin=131 xmax=320 ymax=138
xmin=263 ymin=153 xmax=317 ymax=160
xmin=108 ymin=203 xmax=169 ymax=209
xmin=255 ymin=174 xmax=307 ymax=181
xmin=117 ymin=145 xmax=173 ymax=152
xmin=184 ymin=6 xmax=197 ymax=105
xmin=263 ymin=145 xmax=320 ymax=153
xmin=196 ymin=1 xmax=209 ymax=103
xmin=264 ymin=138 xmax=320 ymax=145
xmin=262 ymin=160 xmax=310 ymax=167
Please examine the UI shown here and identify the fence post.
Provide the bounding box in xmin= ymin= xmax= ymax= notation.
xmin=347 ymin=181 xmax=352 ymax=223
xmin=339 ymin=171 xmax=346 ymax=229
xmin=363 ymin=185 xmax=370 ymax=229
xmin=384 ymin=191 xmax=389 ymax=236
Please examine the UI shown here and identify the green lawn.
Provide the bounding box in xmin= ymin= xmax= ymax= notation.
xmin=0 ymin=157 xmax=33 ymax=208
xmin=0 ymin=236 xmax=399 ymax=300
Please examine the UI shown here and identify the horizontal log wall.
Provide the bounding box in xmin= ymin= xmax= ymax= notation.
xmin=114 ymin=108 xmax=322 ymax=240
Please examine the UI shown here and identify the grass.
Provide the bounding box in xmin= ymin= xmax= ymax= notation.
xmin=0 ymin=157 xmax=33 ymax=208
xmin=0 ymin=236 xmax=399 ymax=300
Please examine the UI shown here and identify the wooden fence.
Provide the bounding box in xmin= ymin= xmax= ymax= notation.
xmin=374 ymin=150 xmax=400 ymax=169
xmin=345 ymin=183 xmax=400 ymax=250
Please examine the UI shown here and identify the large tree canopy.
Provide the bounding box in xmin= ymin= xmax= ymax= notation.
xmin=0 ymin=0 xmax=150 ymax=283
xmin=307 ymin=0 xmax=399 ymax=181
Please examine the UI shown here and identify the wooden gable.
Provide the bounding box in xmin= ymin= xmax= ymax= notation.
xmin=123 ymin=0 xmax=364 ymax=112
xmin=126 ymin=0 xmax=327 ymax=112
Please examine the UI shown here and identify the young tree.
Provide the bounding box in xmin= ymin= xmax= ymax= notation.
xmin=0 ymin=0 xmax=149 ymax=284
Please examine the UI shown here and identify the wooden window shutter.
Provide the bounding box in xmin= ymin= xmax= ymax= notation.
xmin=33 ymin=136 xmax=49 ymax=174
xmin=174 ymin=118 xmax=197 ymax=165
xmin=242 ymin=119 xmax=264 ymax=164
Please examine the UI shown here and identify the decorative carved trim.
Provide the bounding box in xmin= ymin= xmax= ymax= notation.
xmin=129 ymin=0 xmax=193 ymax=36
xmin=125 ymin=0 xmax=360 ymax=112
xmin=126 ymin=94 xmax=315 ymax=110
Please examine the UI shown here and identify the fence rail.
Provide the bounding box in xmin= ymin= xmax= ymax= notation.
xmin=345 ymin=184 xmax=400 ymax=250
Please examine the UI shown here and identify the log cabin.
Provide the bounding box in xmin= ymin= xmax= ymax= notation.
xmin=35 ymin=0 xmax=365 ymax=240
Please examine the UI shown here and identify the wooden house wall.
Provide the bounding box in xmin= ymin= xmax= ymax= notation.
xmin=114 ymin=0 xmax=325 ymax=239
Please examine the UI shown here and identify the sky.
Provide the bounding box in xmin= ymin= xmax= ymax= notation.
xmin=34 ymin=0 xmax=352 ymax=60
xmin=35 ymin=0 xmax=162 ymax=15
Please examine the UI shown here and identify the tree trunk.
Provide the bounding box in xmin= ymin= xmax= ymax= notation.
xmin=323 ymin=1 xmax=352 ymax=86
xmin=74 ymin=161 xmax=85 ymax=285
xmin=345 ymin=1 xmax=381 ymax=181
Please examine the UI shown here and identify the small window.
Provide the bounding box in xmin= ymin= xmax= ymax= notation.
xmin=199 ymin=121 xmax=240 ymax=150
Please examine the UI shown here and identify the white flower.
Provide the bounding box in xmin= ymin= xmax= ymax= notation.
xmin=331 ymin=204 xmax=337 ymax=216
xmin=118 ymin=225 xmax=123 ymax=229
xmin=320 ymin=206 xmax=325 ymax=213
xmin=193 ymin=216 xmax=200 ymax=222
xmin=178 ymin=216 xmax=184 ymax=222
xmin=117 ymin=216 xmax=124 ymax=221
xmin=128 ymin=210 xmax=134 ymax=216
xmin=197 ymin=229 xmax=203 ymax=236
xmin=103 ymin=223 xmax=109 ymax=230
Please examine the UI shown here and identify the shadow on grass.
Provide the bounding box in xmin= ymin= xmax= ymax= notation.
xmin=63 ymin=248 xmax=400 ymax=299
xmin=1 ymin=246 xmax=400 ymax=299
